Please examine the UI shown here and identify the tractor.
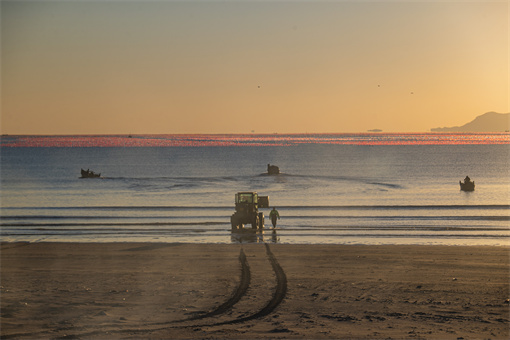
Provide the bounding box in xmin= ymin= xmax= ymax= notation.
xmin=230 ymin=192 xmax=269 ymax=230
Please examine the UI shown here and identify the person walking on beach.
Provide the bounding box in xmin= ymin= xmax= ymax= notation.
xmin=269 ymin=207 xmax=280 ymax=229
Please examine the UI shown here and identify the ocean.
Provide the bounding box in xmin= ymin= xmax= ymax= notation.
xmin=1 ymin=134 xmax=509 ymax=245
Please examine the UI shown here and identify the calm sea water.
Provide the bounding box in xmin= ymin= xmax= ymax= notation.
xmin=1 ymin=134 xmax=509 ymax=245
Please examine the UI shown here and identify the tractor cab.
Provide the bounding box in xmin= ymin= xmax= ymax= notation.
xmin=235 ymin=192 xmax=268 ymax=208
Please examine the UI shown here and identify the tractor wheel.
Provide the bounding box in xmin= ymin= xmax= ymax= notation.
xmin=251 ymin=215 xmax=259 ymax=229
xmin=258 ymin=212 xmax=264 ymax=229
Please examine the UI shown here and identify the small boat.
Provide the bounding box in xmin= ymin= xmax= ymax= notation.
xmin=81 ymin=169 xmax=101 ymax=178
xmin=267 ymin=164 xmax=280 ymax=175
xmin=460 ymin=176 xmax=475 ymax=191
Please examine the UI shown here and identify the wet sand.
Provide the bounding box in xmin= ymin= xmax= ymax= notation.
xmin=1 ymin=242 xmax=508 ymax=339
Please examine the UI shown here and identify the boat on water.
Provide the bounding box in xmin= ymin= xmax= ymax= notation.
xmin=267 ymin=164 xmax=280 ymax=175
xmin=80 ymin=169 xmax=101 ymax=178
xmin=460 ymin=176 xmax=475 ymax=191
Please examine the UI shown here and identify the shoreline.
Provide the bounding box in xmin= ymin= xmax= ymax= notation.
xmin=1 ymin=242 xmax=509 ymax=339
xmin=2 ymin=237 xmax=509 ymax=247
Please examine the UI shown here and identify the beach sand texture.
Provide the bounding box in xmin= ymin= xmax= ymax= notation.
xmin=1 ymin=243 xmax=508 ymax=339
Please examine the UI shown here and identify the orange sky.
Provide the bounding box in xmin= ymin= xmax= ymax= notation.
xmin=1 ymin=0 xmax=508 ymax=134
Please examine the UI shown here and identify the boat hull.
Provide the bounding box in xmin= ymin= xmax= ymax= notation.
xmin=267 ymin=164 xmax=280 ymax=175
xmin=460 ymin=181 xmax=475 ymax=191
xmin=81 ymin=169 xmax=101 ymax=178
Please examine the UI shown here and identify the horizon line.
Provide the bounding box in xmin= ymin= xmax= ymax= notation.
xmin=2 ymin=131 xmax=510 ymax=137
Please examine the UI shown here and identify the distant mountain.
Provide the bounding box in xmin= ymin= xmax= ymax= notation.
xmin=431 ymin=112 xmax=510 ymax=132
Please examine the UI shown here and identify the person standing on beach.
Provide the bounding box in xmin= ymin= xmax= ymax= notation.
xmin=269 ymin=207 xmax=280 ymax=228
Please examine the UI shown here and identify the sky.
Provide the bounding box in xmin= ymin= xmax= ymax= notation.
xmin=1 ymin=0 xmax=508 ymax=134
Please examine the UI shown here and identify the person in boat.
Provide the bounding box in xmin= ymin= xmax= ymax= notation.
xmin=464 ymin=176 xmax=471 ymax=183
xmin=269 ymin=207 xmax=280 ymax=228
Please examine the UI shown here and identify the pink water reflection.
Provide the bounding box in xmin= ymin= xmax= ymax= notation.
xmin=1 ymin=133 xmax=509 ymax=147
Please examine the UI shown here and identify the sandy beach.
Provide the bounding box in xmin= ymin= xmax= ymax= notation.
xmin=1 ymin=242 xmax=508 ymax=339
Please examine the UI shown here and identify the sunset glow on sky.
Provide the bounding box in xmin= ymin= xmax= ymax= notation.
xmin=1 ymin=0 xmax=508 ymax=134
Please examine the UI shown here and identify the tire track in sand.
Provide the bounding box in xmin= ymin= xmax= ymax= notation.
xmin=50 ymin=244 xmax=286 ymax=338
xmin=166 ymin=243 xmax=287 ymax=326
xmin=51 ymin=247 xmax=252 ymax=339
xmin=127 ymin=247 xmax=252 ymax=326
xmin=146 ymin=243 xmax=287 ymax=329
xmin=207 ymin=242 xmax=287 ymax=326
xmin=182 ymin=247 xmax=251 ymax=321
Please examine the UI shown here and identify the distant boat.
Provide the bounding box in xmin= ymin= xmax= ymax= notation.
xmin=267 ymin=164 xmax=280 ymax=175
xmin=460 ymin=176 xmax=475 ymax=191
xmin=81 ymin=169 xmax=101 ymax=178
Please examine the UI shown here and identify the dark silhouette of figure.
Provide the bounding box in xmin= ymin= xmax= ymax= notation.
xmin=269 ymin=207 xmax=280 ymax=228
xmin=460 ymin=175 xmax=475 ymax=191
